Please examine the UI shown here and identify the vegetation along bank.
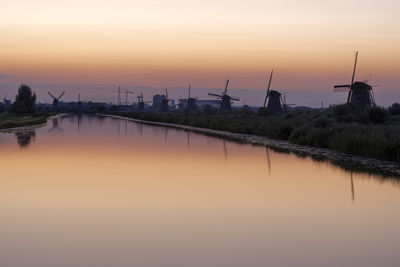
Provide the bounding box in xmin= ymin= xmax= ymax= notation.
xmin=105 ymin=103 xmax=400 ymax=165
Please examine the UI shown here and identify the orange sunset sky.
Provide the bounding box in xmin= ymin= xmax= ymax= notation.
xmin=0 ymin=0 xmax=399 ymax=105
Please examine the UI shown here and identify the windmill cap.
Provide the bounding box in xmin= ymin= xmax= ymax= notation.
xmin=351 ymin=82 xmax=372 ymax=91
xmin=268 ymin=90 xmax=281 ymax=96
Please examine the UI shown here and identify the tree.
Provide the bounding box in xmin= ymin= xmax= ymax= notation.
xmin=12 ymin=84 xmax=37 ymax=114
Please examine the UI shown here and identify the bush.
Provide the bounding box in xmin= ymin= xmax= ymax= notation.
xmin=389 ymin=103 xmax=400 ymax=116
xmin=203 ymin=105 xmax=217 ymax=116
xmin=0 ymin=103 xmax=5 ymax=113
xmin=315 ymin=116 xmax=330 ymax=128
xmin=366 ymin=106 xmax=388 ymax=124
xmin=332 ymin=104 xmax=353 ymax=117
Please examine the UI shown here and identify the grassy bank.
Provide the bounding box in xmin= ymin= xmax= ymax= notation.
xmin=106 ymin=104 xmax=400 ymax=164
xmin=0 ymin=114 xmax=49 ymax=129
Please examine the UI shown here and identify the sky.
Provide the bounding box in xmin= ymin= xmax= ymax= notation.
xmin=0 ymin=0 xmax=399 ymax=106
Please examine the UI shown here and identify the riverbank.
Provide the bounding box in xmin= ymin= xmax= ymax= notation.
xmin=100 ymin=112 xmax=400 ymax=177
xmin=0 ymin=114 xmax=49 ymax=130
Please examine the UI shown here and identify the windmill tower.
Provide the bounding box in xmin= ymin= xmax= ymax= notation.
xmin=263 ymin=70 xmax=282 ymax=114
xmin=334 ymin=52 xmax=375 ymax=111
xmin=208 ymin=79 xmax=239 ymax=112
xmin=186 ymin=85 xmax=197 ymax=110
xmin=160 ymin=88 xmax=170 ymax=112
xmin=48 ymin=91 xmax=65 ymax=107
xmin=179 ymin=85 xmax=198 ymax=111
xmin=137 ymin=93 xmax=151 ymax=111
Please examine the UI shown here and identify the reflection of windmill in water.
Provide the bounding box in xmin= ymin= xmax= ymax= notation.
xmin=333 ymin=52 xmax=377 ymax=111
xmin=222 ymin=140 xmax=228 ymax=159
xmin=77 ymin=113 xmax=82 ymax=135
xmin=187 ymin=131 xmax=190 ymax=150
xmin=48 ymin=118 xmax=63 ymax=133
xmin=208 ymin=80 xmax=240 ymax=112
xmin=137 ymin=123 xmax=144 ymax=137
xmin=164 ymin=127 xmax=168 ymax=143
xmin=265 ymin=147 xmax=271 ymax=175
xmin=350 ymin=172 xmax=355 ymax=203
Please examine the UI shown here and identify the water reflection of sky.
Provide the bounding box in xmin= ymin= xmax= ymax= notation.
xmin=0 ymin=114 xmax=399 ymax=267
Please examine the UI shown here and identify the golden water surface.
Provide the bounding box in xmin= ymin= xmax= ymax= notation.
xmin=0 ymin=115 xmax=399 ymax=267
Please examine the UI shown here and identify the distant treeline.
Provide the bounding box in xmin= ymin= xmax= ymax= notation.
xmin=107 ymin=103 xmax=400 ymax=164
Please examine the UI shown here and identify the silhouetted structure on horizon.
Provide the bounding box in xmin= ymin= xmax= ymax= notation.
xmin=262 ymin=70 xmax=282 ymax=114
xmin=48 ymin=91 xmax=65 ymax=107
xmin=334 ymin=51 xmax=375 ymax=111
xmin=208 ymin=79 xmax=239 ymax=112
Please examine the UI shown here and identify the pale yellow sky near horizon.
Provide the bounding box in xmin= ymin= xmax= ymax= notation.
xmin=1 ymin=0 xmax=399 ymax=91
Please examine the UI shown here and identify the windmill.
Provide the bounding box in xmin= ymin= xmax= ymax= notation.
xmin=48 ymin=91 xmax=65 ymax=107
xmin=137 ymin=92 xmax=151 ymax=111
xmin=262 ymin=70 xmax=282 ymax=114
xmin=160 ymin=88 xmax=170 ymax=112
xmin=179 ymin=85 xmax=198 ymax=111
xmin=208 ymin=79 xmax=239 ymax=111
xmin=334 ymin=51 xmax=375 ymax=111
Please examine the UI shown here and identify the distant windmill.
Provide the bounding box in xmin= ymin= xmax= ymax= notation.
xmin=334 ymin=51 xmax=376 ymax=111
xmin=179 ymin=85 xmax=198 ymax=110
xmin=137 ymin=92 xmax=151 ymax=111
xmin=262 ymin=70 xmax=282 ymax=114
xmin=160 ymin=88 xmax=170 ymax=112
xmin=208 ymin=79 xmax=239 ymax=111
xmin=48 ymin=91 xmax=65 ymax=107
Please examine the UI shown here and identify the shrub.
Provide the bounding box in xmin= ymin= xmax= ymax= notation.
xmin=389 ymin=103 xmax=400 ymax=116
xmin=203 ymin=105 xmax=217 ymax=116
xmin=0 ymin=103 xmax=5 ymax=113
xmin=315 ymin=116 xmax=330 ymax=128
xmin=331 ymin=104 xmax=353 ymax=117
xmin=366 ymin=106 xmax=388 ymax=124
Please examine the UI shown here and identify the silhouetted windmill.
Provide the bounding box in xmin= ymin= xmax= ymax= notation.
xmin=48 ymin=91 xmax=65 ymax=107
xmin=160 ymin=88 xmax=170 ymax=112
xmin=334 ymin=51 xmax=375 ymax=111
xmin=208 ymin=80 xmax=239 ymax=111
xmin=137 ymin=93 xmax=151 ymax=111
xmin=181 ymin=85 xmax=198 ymax=110
xmin=262 ymin=70 xmax=282 ymax=113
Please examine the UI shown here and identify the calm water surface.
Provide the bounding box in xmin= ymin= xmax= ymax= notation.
xmin=1 ymin=115 xmax=399 ymax=267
